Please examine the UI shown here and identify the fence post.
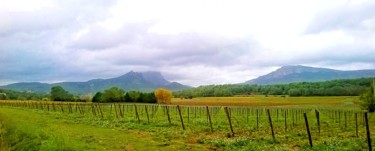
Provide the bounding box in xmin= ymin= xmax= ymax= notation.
xmin=206 ymin=106 xmax=213 ymax=132
xmin=315 ymin=109 xmax=320 ymax=135
xmin=145 ymin=105 xmax=150 ymax=123
xmin=355 ymin=113 xmax=358 ymax=137
xmin=365 ymin=112 xmax=372 ymax=151
xmin=165 ymin=106 xmax=171 ymax=125
xmin=267 ymin=109 xmax=275 ymax=140
xmin=224 ymin=107 xmax=234 ymax=137
xmin=134 ymin=104 xmax=140 ymax=123
xmin=177 ymin=105 xmax=185 ymax=130
xmin=284 ymin=110 xmax=287 ymax=131
xmin=304 ymin=113 xmax=313 ymax=147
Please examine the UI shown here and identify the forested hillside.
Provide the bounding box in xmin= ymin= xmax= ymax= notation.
xmin=174 ymin=77 xmax=374 ymax=97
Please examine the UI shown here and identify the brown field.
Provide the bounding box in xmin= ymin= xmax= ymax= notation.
xmin=171 ymin=96 xmax=360 ymax=108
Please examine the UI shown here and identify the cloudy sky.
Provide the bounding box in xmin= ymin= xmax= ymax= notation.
xmin=0 ymin=0 xmax=374 ymax=86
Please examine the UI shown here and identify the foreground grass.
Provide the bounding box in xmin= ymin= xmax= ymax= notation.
xmin=0 ymin=107 xmax=209 ymax=151
xmin=0 ymin=96 xmax=372 ymax=151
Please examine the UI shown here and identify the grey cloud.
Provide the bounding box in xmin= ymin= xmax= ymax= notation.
xmin=0 ymin=0 xmax=117 ymax=84
xmin=71 ymin=22 xmax=259 ymax=68
xmin=306 ymin=1 xmax=375 ymax=34
xmin=69 ymin=23 xmax=151 ymax=50
xmin=0 ymin=1 xmax=115 ymax=36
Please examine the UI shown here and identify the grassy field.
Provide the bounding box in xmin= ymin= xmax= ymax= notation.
xmin=0 ymin=96 xmax=373 ymax=150
xmin=172 ymin=96 xmax=360 ymax=108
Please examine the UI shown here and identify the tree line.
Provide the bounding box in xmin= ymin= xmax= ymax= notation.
xmin=1 ymin=86 xmax=173 ymax=104
xmin=90 ymin=87 xmax=157 ymax=103
xmin=174 ymin=78 xmax=374 ymax=98
xmin=0 ymin=89 xmax=48 ymax=100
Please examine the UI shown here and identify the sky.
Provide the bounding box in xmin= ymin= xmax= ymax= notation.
xmin=0 ymin=0 xmax=374 ymax=87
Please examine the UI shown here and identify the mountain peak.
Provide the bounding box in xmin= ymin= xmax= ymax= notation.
xmin=1 ymin=71 xmax=191 ymax=94
xmin=245 ymin=65 xmax=375 ymax=85
xmin=274 ymin=65 xmax=334 ymax=76
xmin=140 ymin=71 xmax=170 ymax=86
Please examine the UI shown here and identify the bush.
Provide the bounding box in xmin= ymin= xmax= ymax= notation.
xmin=360 ymin=80 xmax=375 ymax=112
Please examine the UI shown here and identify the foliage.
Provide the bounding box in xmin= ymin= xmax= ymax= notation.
xmin=78 ymin=94 xmax=93 ymax=102
xmin=50 ymin=86 xmax=74 ymax=101
xmin=91 ymin=87 xmax=157 ymax=103
xmin=154 ymin=88 xmax=172 ymax=104
xmin=174 ymin=78 xmax=373 ymax=98
xmin=127 ymin=91 xmax=140 ymax=102
xmin=0 ymin=89 xmax=48 ymax=101
xmin=92 ymin=92 xmax=103 ymax=103
xmin=101 ymin=87 xmax=125 ymax=102
xmin=360 ymin=80 xmax=375 ymax=112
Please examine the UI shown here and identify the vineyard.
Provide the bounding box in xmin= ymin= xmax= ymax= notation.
xmin=0 ymin=99 xmax=374 ymax=150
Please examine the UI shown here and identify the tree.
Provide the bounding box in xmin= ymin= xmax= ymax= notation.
xmin=154 ymin=88 xmax=172 ymax=104
xmin=102 ymin=87 xmax=125 ymax=102
xmin=92 ymin=92 xmax=103 ymax=102
xmin=80 ymin=94 xmax=93 ymax=102
xmin=50 ymin=86 xmax=74 ymax=101
xmin=0 ymin=93 xmax=6 ymax=100
xmin=128 ymin=91 xmax=140 ymax=102
xmin=360 ymin=79 xmax=375 ymax=112
xmin=124 ymin=92 xmax=131 ymax=102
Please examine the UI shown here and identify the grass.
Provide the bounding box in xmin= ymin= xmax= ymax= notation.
xmin=0 ymin=96 xmax=373 ymax=150
xmin=171 ymin=96 xmax=360 ymax=107
xmin=0 ymin=107 xmax=210 ymax=151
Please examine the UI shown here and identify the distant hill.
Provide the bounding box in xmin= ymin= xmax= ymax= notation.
xmin=244 ymin=65 xmax=375 ymax=85
xmin=0 ymin=71 xmax=191 ymax=94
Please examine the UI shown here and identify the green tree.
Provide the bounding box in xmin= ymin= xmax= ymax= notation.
xmin=92 ymin=92 xmax=103 ymax=102
xmin=145 ymin=92 xmax=157 ymax=103
xmin=102 ymin=87 xmax=125 ymax=102
xmin=360 ymin=80 xmax=375 ymax=112
xmin=124 ymin=92 xmax=131 ymax=102
xmin=128 ymin=91 xmax=140 ymax=102
xmin=0 ymin=93 xmax=6 ymax=100
xmin=50 ymin=86 xmax=74 ymax=101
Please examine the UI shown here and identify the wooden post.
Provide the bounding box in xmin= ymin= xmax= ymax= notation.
xmin=165 ymin=106 xmax=171 ymax=125
xmin=145 ymin=105 xmax=150 ymax=123
xmin=304 ymin=113 xmax=313 ymax=147
xmin=277 ymin=109 xmax=279 ymax=121
xmin=315 ymin=109 xmax=320 ymax=135
xmin=98 ymin=104 xmax=104 ymax=118
xmin=114 ymin=104 xmax=118 ymax=119
xmin=365 ymin=112 xmax=372 ymax=151
xmin=246 ymin=108 xmax=249 ymax=123
xmin=256 ymin=109 xmax=259 ymax=130
xmin=292 ymin=110 xmax=295 ymax=127
xmin=355 ymin=113 xmax=358 ymax=137
xmin=134 ymin=104 xmax=140 ymax=123
xmin=187 ymin=106 xmax=190 ymax=123
xmin=52 ymin=103 xmax=56 ymax=112
xmin=267 ymin=109 xmax=275 ymax=140
xmin=206 ymin=106 xmax=213 ymax=132
xmin=284 ymin=110 xmax=287 ymax=131
xmin=224 ymin=107 xmax=234 ymax=137
xmin=177 ymin=105 xmax=185 ymax=130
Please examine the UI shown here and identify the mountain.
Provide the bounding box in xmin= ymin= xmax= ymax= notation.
xmin=0 ymin=71 xmax=191 ymax=94
xmin=244 ymin=65 xmax=375 ymax=85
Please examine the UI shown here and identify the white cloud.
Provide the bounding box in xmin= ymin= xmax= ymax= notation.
xmin=0 ymin=0 xmax=375 ymax=86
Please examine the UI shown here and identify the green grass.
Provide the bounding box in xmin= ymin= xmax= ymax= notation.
xmin=0 ymin=96 xmax=374 ymax=150
xmin=0 ymin=107 xmax=210 ymax=151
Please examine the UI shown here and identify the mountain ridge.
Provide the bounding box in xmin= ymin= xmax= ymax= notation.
xmin=0 ymin=71 xmax=191 ymax=94
xmin=244 ymin=65 xmax=375 ymax=85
